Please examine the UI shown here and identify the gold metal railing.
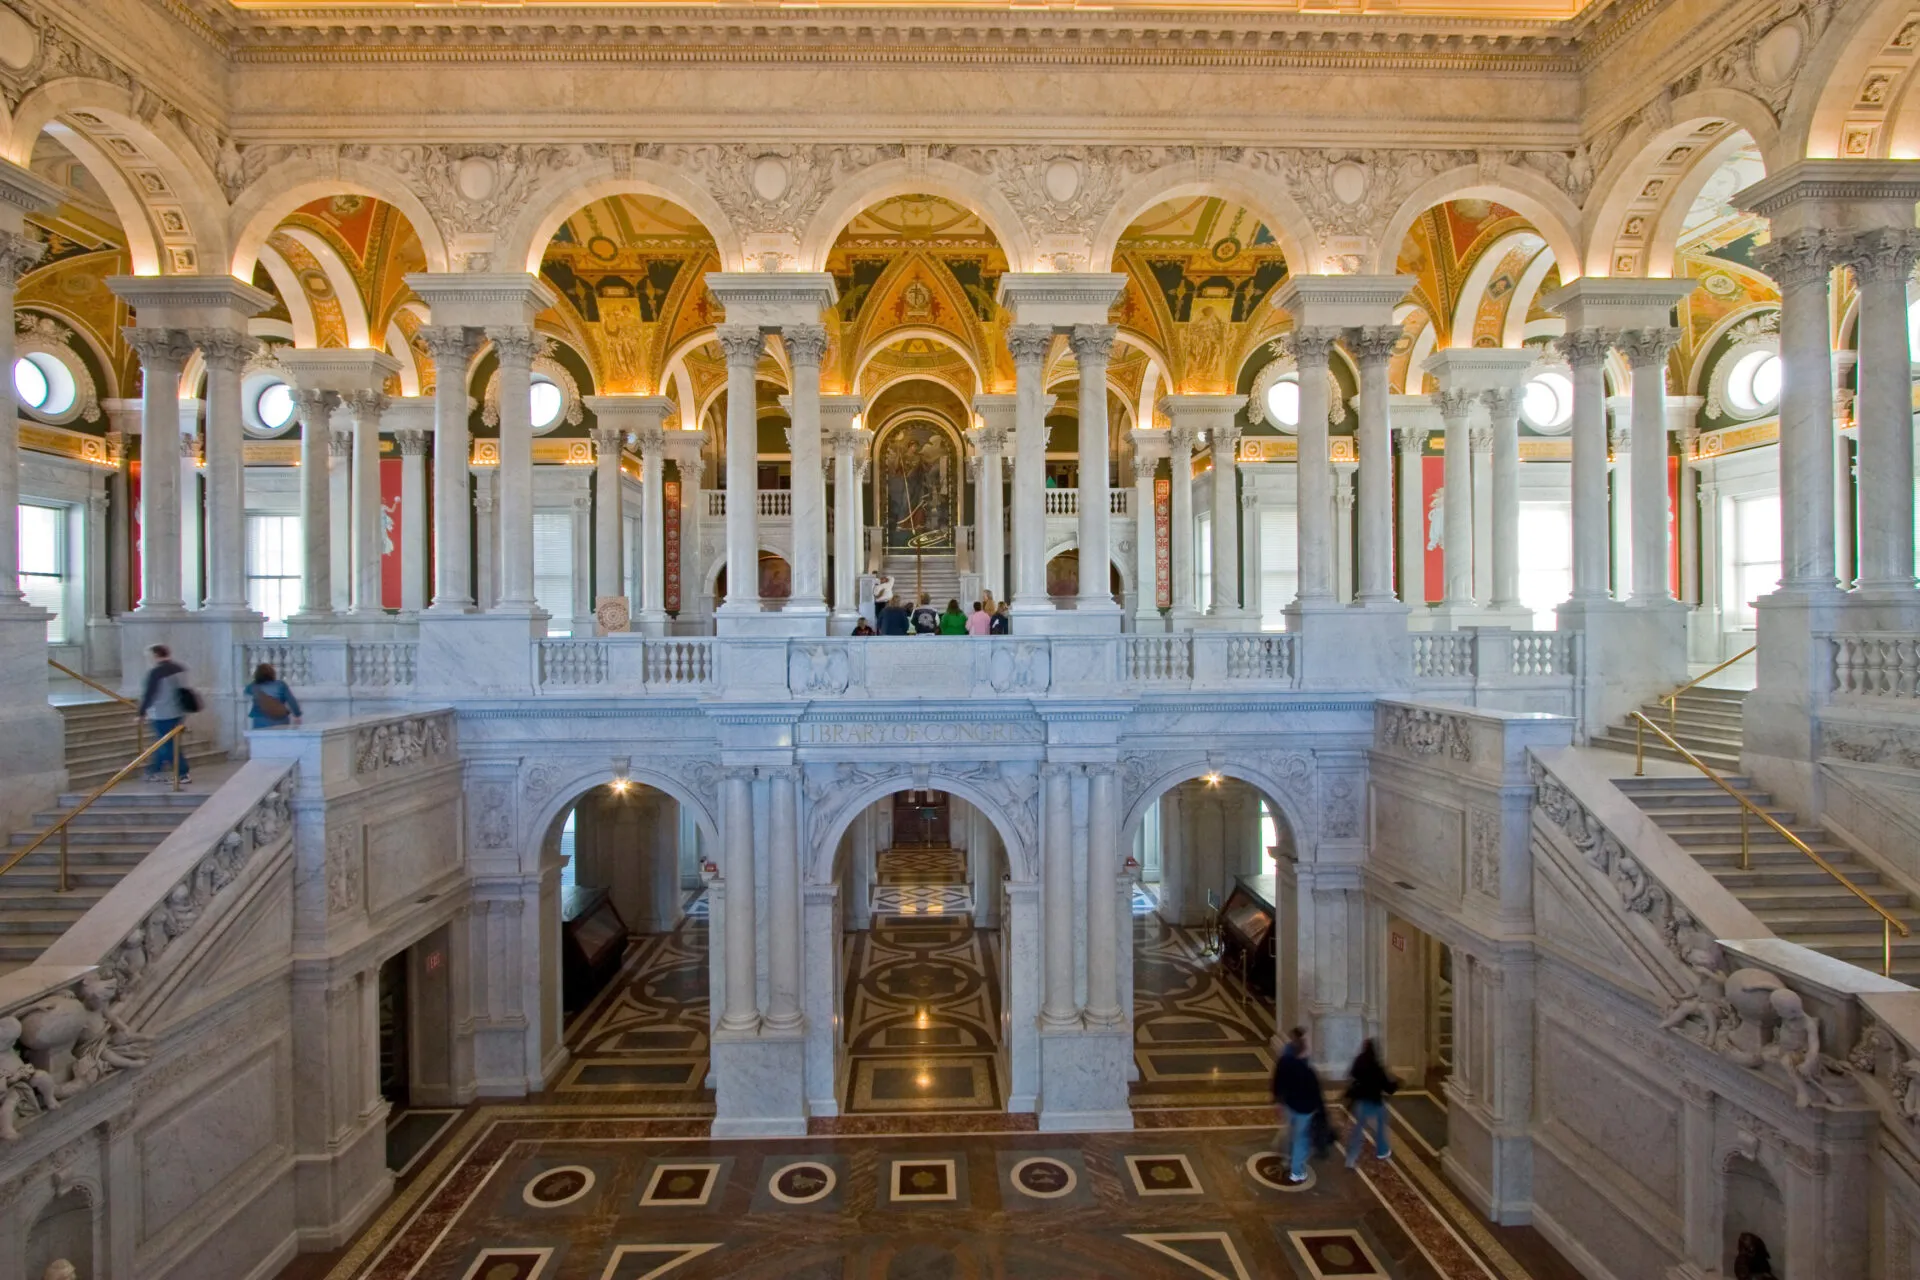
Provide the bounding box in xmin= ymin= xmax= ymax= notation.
xmin=1655 ymin=645 xmax=1756 ymax=732
xmin=47 ymin=658 xmax=144 ymax=751
xmin=1632 ymin=710 xmax=1908 ymax=977
xmin=0 ymin=726 xmax=184 ymax=893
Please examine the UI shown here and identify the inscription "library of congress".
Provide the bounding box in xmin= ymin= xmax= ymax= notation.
xmin=796 ymin=721 xmax=1044 ymax=746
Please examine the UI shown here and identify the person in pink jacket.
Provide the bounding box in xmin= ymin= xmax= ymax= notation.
xmin=965 ymin=600 xmax=992 ymax=635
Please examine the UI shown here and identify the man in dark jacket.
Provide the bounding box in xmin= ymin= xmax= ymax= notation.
xmin=1270 ymin=1026 xmax=1324 ymax=1184
xmin=878 ymin=598 xmax=911 ymax=635
xmin=136 ymin=644 xmax=192 ymax=784
xmin=1344 ymin=1038 xmax=1399 ymax=1166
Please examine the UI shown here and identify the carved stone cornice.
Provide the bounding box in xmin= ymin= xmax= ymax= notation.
xmin=1616 ymin=326 xmax=1681 ymax=367
xmin=1006 ymin=325 xmax=1053 ymax=368
xmin=1432 ymin=388 xmax=1477 ymax=422
xmin=189 ymin=328 xmax=259 ymax=373
xmin=1553 ymin=328 xmax=1615 ymax=370
xmin=415 ymin=323 xmax=480 ymax=367
xmin=1751 ymin=230 xmax=1841 ymax=291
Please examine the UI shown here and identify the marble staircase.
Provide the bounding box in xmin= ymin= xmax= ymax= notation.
xmin=1615 ymin=775 xmax=1920 ymax=985
xmin=57 ymin=699 xmax=221 ymax=790
xmin=1591 ymin=685 xmax=1746 ymax=773
xmin=881 ymin=553 xmax=965 ymax=609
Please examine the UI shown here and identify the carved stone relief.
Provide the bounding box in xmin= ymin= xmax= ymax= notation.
xmin=1380 ymin=706 xmax=1473 ymax=763
xmin=1467 ymin=807 xmax=1500 ymax=896
xmin=353 ymin=714 xmax=452 ymax=776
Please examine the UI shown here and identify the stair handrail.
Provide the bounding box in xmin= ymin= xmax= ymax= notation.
xmin=46 ymin=658 xmax=144 ymax=750
xmin=0 ymin=725 xmax=185 ymax=893
xmin=1630 ymin=709 xmax=1909 ymax=977
xmin=1655 ymin=644 xmax=1756 ymax=731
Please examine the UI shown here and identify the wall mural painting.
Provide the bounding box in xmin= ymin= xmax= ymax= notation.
xmin=877 ymin=420 xmax=957 ymax=552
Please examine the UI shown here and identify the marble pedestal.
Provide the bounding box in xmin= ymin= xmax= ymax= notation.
xmin=1742 ymin=588 xmax=1846 ymax=813
xmin=1287 ymin=600 xmax=1411 ymax=692
xmin=118 ymin=608 xmax=263 ymax=754
xmin=293 ymin=1100 xmax=392 ymax=1250
xmin=1443 ymin=1090 xmax=1533 ymax=1226
xmin=1554 ymin=597 xmax=1687 ymax=738
xmin=415 ymin=610 xmax=546 ymax=699
xmin=0 ymin=609 xmax=66 ymax=838
xmin=711 ymin=1026 xmax=810 ymax=1137
xmin=715 ymin=606 xmax=829 ymax=638
xmin=1036 ymin=1026 xmax=1133 ymax=1131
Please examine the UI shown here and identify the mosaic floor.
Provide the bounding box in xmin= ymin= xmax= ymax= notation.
xmin=1132 ymin=912 xmax=1278 ymax=1109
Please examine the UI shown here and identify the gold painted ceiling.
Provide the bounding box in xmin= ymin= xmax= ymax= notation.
xmin=223 ymin=0 xmax=1601 ymax=17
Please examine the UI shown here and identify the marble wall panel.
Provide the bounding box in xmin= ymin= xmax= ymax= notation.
xmin=138 ymin=1050 xmax=282 ymax=1241
xmin=1533 ymin=1142 xmax=1680 ymax=1280
xmin=1368 ymin=782 xmax=1463 ymax=900
xmin=1538 ymin=1014 xmax=1681 ymax=1204
xmin=366 ymin=793 xmax=462 ymax=916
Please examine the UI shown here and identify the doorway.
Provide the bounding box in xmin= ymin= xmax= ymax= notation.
xmin=891 ymin=790 xmax=950 ymax=848
xmin=377 ymin=951 xmax=410 ymax=1111
xmin=1383 ymin=915 xmax=1452 ymax=1156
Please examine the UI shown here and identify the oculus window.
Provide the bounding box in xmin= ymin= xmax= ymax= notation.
xmin=14 ymin=354 xmax=75 ymax=419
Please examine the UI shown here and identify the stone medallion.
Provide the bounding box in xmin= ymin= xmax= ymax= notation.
xmin=520 ymin=1165 xmax=595 ymax=1208
xmin=1008 ymin=1156 xmax=1077 ymax=1199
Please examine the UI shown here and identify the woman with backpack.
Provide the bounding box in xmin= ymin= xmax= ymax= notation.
xmin=245 ymin=662 xmax=303 ymax=730
xmin=137 ymin=644 xmax=199 ymax=785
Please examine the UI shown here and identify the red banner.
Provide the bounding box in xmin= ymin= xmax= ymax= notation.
xmin=128 ymin=461 xmax=142 ymax=605
xmin=380 ymin=456 xmax=402 ymax=609
xmin=1153 ymin=474 xmax=1171 ymax=609
xmin=1421 ymin=455 xmax=1445 ymax=604
xmin=663 ymin=478 xmax=681 ymax=614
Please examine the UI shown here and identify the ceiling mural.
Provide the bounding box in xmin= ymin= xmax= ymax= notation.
xmin=1396 ymin=199 xmax=1551 ymax=353
xmin=20 ymin=131 xmax=134 ymax=408
xmin=277 ymin=195 xmax=428 ymax=344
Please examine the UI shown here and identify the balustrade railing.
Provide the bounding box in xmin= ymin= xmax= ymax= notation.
xmin=1412 ymin=632 xmax=1475 ymax=679
xmin=643 ymin=639 xmax=716 ymax=687
xmin=1040 ymin=489 xmax=1132 ymax=517
xmin=1121 ymin=635 xmax=1192 ymax=682
xmin=1410 ymin=629 xmax=1575 ymax=682
xmin=1510 ymin=631 xmax=1572 ymax=677
xmin=1829 ymin=633 xmax=1920 ymax=699
xmin=537 ymin=639 xmax=609 ymax=688
xmin=240 ymin=641 xmax=418 ymax=692
xmin=1226 ymin=634 xmax=1295 ymax=681
xmin=347 ymin=641 xmax=417 ymax=689
xmin=242 ymin=641 xmax=316 ymax=686
xmin=707 ymin=490 xmax=793 ymax=517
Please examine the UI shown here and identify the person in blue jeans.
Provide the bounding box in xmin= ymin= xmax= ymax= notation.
xmin=1269 ymin=1025 xmax=1324 ymax=1184
xmin=1344 ymin=1038 xmax=1399 ymax=1166
xmin=244 ymin=662 xmax=303 ymax=729
xmin=136 ymin=644 xmax=192 ymax=784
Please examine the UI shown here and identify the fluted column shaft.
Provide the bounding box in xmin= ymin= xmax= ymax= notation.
xmin=126 ymin=328 xmax=193 ymax=612
xmin=329 ymin=430 xmax=350 ymax=612
xmin=1754 ymin=231 xmax=1838 ymax=591
xmin=193 ymin=329 xmax=257 ymax=611
xmin=345 ymin=391 xmax=389 ymax=614
xmin=1434 ymin=390 xmax=1476 ymax=608
xmin=1848 ymin=228 xmax=1920 ymax=591
xmin=1085 ymin=765 xmax=1121 ymax=1026
xmin=1470 ymin=425 xmax=1494 ymax=604
xmin=1169 ymin=427 xmax=1197 ymax=618
xmin=1350 ymin=327 xmax=1399 ymax=602
xmin=637 ymin=425 xmax=668 ymax=626
xmin=0 ymin=234 xmax=43 ymax=611
xmin=785 ymin=325 xmax=828 ymax=612
xmin=1009 ymin=326 xmax=1052 ymax=609
xmin=720 ymin=767 xmax=759 ymax=1031
xmin=766 ymin=767 xmax=802 ymax=1029
xmin=1041 ymin=764 xmax=1076 ymax=1026
xmin=419 ymin=326 xmax=477 ymax=611
xmin=1485 ymin=388 xmax=1523 ymax=610
xmin=717 ymin=324 xmax=764 ymax=614
xmin=1071 ymin=324 xmax=1117 ymax=607
xmin=293 ymin=390 xmax=337 ymax=617
xmin=1131 ymin=454 xmax=1157 ymax=619
xmin=828 ymin=427 xmax=861 ymax=619
xmin=1620 ymin=328 xmax=1680 ymax=601
xmin=591 ymin=426 xmax=626 ymax=601
xmin=1209 ymin=424 xmax=1242 ymax=613
xmin=978 ymin=430 xmax=1006 ymax=600
xmin=489 ymin=326 xmax=538 ymax=609
xmin=1396 ymin=427 xmax=1425 ymax=604
xmin=395 ymin=430 xmax=429 ymax=612
xmin=1290 ymin=328 xmax=1341 ymax=603
xmin=1557 ymin=331 xmax=1615 ymax=600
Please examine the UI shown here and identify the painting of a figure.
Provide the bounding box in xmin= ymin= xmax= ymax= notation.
xmin=878 ymin=420 xmax=957 ymax=551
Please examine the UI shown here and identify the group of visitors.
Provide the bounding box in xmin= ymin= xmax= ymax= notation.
xmin=132 ymin=645 xmax=304 ymax=787
xmin=1268 ymin=1028 xmax=1399 ymax=1184
xmin=855 ymin=573 xmax=1012 ymax=636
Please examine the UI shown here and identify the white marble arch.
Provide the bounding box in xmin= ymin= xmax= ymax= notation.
xmin=701 ymin=544 xmax=795 ymax=606
xmin=1785 ymin=0 xmax=1915 ymax=163
xmin=37 ymin=122 xmax=163 ymax=276
xmin=1043 ymin=538 xmax=1136 ymax=604
xmin=501 ymin=164 xmax=745 ymax=276
xmin=228 ymin=161 xmax=454 ymax=279
xmin=1372 ymin=167 xmax=1582 ymax=287
xmin=8 ymin=77 xmax=230 ymax=272
xmin=853 ymin=325 xmax=986 ymax=397
xmin=1115 ymin=753 xmax=1319 ymax=869
xmin=516 ymin=760 xmax=722 ymax=871
xmin=804 ymin=768 xmax=1039 ymax=887
xmin=796 ymin=157 xmax=1038 ymax=274
xmin=1087 ymin=163 xmax=1316 ymax=277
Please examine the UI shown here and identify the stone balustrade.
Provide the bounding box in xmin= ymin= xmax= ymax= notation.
xmin=707 ymin=489 xmax=794 ymax=517
xmin=1041 ymin=489 xmax=1131 ymax=516
xmin=1828 ymin=633 xmax=1920 ymax=700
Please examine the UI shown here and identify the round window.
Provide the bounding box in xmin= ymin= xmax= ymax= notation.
xmin=530 ymin=376 xmax=565 ymax=431
xmin=1521 ymin=371 xmax=1573 ymax=431
xmin=13 ymin=353 xmax=74 ymax=417
xmin=1264 ymin=376 xmax=1300 ymax=428
xmin=254 ymin=380 xmax=296 ymax=432
xmin=1726 ymin=348 xmax=1782 ymax=416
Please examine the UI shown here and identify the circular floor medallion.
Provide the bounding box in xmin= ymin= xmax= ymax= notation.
xmin=522 ymin=1164 xmax=595 ymax=1208
xmin=1009 ymin=1156 xmax=1077 ymax=1199
xmin=769 ymin=1160 xmax=837 ymax=1205
xmin=1245 ymin=1151 xmax=1315 ymax=1192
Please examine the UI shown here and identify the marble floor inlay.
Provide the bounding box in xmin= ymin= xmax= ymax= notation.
xmin=1132 ymin=914 xmax=1277 ymax=1109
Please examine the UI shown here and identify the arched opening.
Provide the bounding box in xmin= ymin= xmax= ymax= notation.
xmin=1127 ymin=772 xmax=1298 ymax=1108
xmin=25 ymin=1188 xmax=92 ymax=1280
xmin=543 ymin=780 xmax=713 ymax=1100
xmin=713 ymin=550 xmax=792 ymax=610
xmin=1722 ymin=1155 xmax=1786 ymax=1277
xmin=825 ymin=786 xmax=1014 ymax=1116
xmin=1044 ymin=549 xmax=1124 ymax=606
xmin=1378 ymin=916 xmax=1454 ymax=1159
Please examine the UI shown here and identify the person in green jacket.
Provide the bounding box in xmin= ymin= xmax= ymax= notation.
xmin=937 ymin=598 xmax=968 ymax=635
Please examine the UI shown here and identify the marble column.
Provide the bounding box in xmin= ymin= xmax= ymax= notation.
xmin=635 ymin=422 xmax=669 ymax=634
xmin=1085 ymin=765 xmax=1121 ymax=1027
xmin=1484 ymin=388 xmax=1524 ymax=612
xmin=1835 ymin=421 xmax=1857 ymax=590
xmin=473 ymin=472 xmax=498 ymax=611
xmin=1470 ymin=424 xmax=1494 ymax=605
xmin=1609 ymin=412 xmax=1633 ymax=600
xmin=716 ymin=324 xmax=764 ymax=619
xmin=345 ymin=391 xmax=389 ymax=615
xmin=395 ymin=429 xmax=429 ymax=612
xmin=974 ymin=420 xmax=1008 ymax=602
xmin=103 ymin=417 xmax=134 ymax=618
xmin=1169 ymin=426 xmax=1198 ymax=623
xmin=0 ymin=232 xmax=43 ymax=613
xmin=590 ymin=425 xmax=626 ymax=610
xmin=1677 ymin=423 xmax=1701 ymax=606
xmin=1333 ymin=468 xmax=1355 ymax=604
xmin=1208 ymin=423 xmax=1243 ymax=615
xmin=1070 ymin=324 xmax=1119 ymax=615
xmin=329 ymin=427 xmax=350 ymax=612
xmin=179 ymin=400 xmax=203 ymax=608
xmin=825 ymin=405 xmax=866 ymax=630
xmin=1397 ymin=424 xmax=1425 ymax=605
xmin=293 ymin=389 xmax=338 ymax=620
xmin=766 ymin=767 xmax=802 ymax=1030
xmin=719 ymin=766 xmax=759 ymax=1031
xmin=1350 ymin=327 xmax=1400 ymax=603
xmin=124 ymin=328 xmax=194 ymax=612
xmin=1289 ymin=328 xmax=1341 ymax=605
xmin=1621 ymin=327 xmax=1681 ymax=602
xmin=1433 ymin=389 xmax=1476 ymax=610
xmin=783 ymin=324 xmax=829 ymax=618
xmin=1008 ymin=325 xmax=1054 ymax=613
xmin=418 ymin=325 xmax=478 ymax=612
xmin=1847 ymin=227 xmax=1920 ymax=593
xmin=489 ymin=326 xmax=538 ymax=611
xmin=1041 ymin=763 xmax=1077 ymax=1026
xmin=1131 ymin=453 xmax=1158 ymax=624
xmin=1752 ymin=230 xmax=1839 ymax=591
xmin=193 ymin=330 xmax=257 ymax=612
xmin=1556 ymin=330 xmax=1616 ymax=602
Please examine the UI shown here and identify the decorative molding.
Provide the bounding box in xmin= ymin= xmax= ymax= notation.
xmin=1378 ymin=704 xmax=1473 ymax=762
xmin=352 ymin=713 xmax=452 ymax=776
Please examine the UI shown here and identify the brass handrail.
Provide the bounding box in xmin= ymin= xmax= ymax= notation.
xmin=1657 ymin=645 xmax=1757 ymax=732
xmin=1632 ymin=710 xmax=1909 ymax=977
xmin=0 ymin=726 xmax=184 ymax=893
xmin=46 ymin=658 xmax=144 ymax=751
